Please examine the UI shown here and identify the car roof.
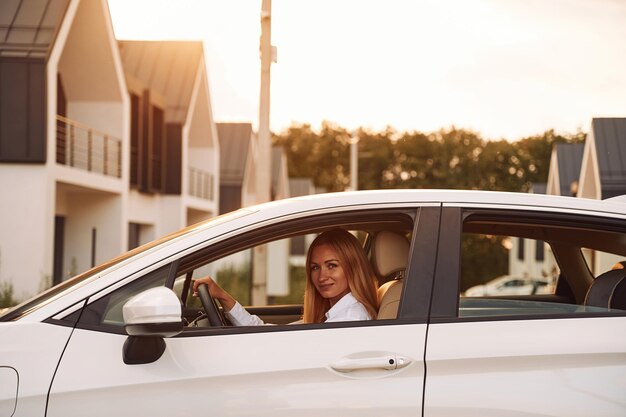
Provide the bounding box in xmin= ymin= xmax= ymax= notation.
xmin=244 ymin=189 xmax=626 ymax=218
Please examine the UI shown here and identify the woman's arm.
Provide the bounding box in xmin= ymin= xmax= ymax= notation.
xmin=192 ymin=277 xmax=265 ymax=326
xmin=192 ymin=276 xmax=236 ymax=311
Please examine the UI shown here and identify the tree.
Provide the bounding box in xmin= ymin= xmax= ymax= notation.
xmin=515 ymin=129 xmax=586 ymax=189
xmin=273 ymin=122 xmax=348 ymax=192
xmin=353 ymin=128 xmax=395 ymax=190
xmin=273 ymin=122 xmax=395 ymax=192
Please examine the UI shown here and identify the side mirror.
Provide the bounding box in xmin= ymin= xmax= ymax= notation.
xmin=122 ymin=287 xmax=183 ymax=365
xmin=123 ymin=286 xmax=183 ymax=337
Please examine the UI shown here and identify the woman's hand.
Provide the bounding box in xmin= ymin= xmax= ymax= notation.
xmin=192 ymin=276 xmax=236 ymax=311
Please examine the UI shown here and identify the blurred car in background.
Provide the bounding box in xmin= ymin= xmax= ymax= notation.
xmin=464 ymin=275 xmax=552 ymax=296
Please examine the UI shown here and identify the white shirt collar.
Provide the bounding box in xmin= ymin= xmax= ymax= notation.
xmin=325 ymin=292 xmax=366 ymax=321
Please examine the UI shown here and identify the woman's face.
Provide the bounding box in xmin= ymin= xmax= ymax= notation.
xmin=310 ymin=243 xmax=350 ymax=306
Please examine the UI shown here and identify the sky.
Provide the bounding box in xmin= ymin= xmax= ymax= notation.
xmin=107 ymin=0 xmax=626 ymax=141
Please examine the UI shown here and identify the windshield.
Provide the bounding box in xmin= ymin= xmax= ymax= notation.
xmin=0 ymin=209 xmax=254 ymax=321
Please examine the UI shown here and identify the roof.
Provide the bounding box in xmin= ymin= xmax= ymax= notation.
xmin=218 ymin=123 xmax=253 ymax=185
xmin=118 ymin=40 xmax=204 ymax=123
xmin=555 ymin=142 xmax=584 ymax=197
xmin=591 ymin=118 xmax=626 ymax=199
xmin=0 ymin=0 xmax=70 ymax=58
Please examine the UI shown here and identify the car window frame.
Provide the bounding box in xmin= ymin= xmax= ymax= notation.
xmin=47 ymin=262 xmax=178 ymax=334
xmin=50 ymin=205 xmax=441 ymax=336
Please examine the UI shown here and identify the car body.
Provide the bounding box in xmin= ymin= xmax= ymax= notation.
xmin=464 ymin=274 xmax=552 ymax=296
xmin=1 ymin=189 xmax=626 ymax=417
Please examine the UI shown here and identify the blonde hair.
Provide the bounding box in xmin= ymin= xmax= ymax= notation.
xmin=303 ymin=229 xmax=378 ymax=323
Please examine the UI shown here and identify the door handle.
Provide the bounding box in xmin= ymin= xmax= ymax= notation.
xmin=330 ymin=354 xmax=411 ymax=372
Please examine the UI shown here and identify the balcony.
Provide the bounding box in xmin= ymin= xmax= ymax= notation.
xmin=56 ymin=115 xmax=122 ymax=178
xmin=188 ymin=167 xmax=214 ymax=200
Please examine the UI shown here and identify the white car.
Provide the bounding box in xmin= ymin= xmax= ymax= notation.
xmin=464 ymin=275 xmax=552 ymax=296
xmin=1 ymin=190 xmax=626 ymax=417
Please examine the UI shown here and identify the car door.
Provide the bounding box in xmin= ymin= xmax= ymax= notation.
xmin=423 ymin=207 xmax=626 ymax=417
xmin=0 ymin=320 xmax=77 ymax=417
xmin=46 ymin=206 xmax=441 ymax=417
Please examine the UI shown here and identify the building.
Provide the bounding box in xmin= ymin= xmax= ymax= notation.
xmin=119 ymin=41 xmax=220 ymax=247
xmin=546 ymin=143 xmax=584 ymax=197
xmin=578 ymin=118 xmax=626 ymax=200
xmin=577 ymin=118 xmax=626 ymax=274
xmin=0 ymin=0 xmax=219 ymax=300
xmin=217 ymin=123 xmax=257 ymax=215
xmin=0 ymin=0 xmax=129 ymax=298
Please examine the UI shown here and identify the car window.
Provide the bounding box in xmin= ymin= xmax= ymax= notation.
xmin=458 ymin=213 xmax=626 ymax=320
xmin=461 ymin=233 xmax=558 ymax=298
xmin=71 ymin=265 xmax=171 ymax=329
xmin=175 ymin=209 xmax=421 ymax=329
xmin=581 ymin=247 xmax=626 ymax=277
xmin=180 ymin=232 xmax=365 ymax=326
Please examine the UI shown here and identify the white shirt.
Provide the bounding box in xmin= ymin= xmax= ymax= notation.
xmin=225 ymin=292 xmax=371 ymax=326
xmin=225 ymin=302 xmax=266 ymax=326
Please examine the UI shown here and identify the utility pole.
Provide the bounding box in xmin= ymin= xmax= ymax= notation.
xmin=257 ymin=0 xmax=272 ymax=204
xmin=350 ymin=138 xmax=358 ymax=191
xmin=348 ymin=133 xmax=360 ymax=191
xmin=252 ymin=0 xmax=273 ymax=305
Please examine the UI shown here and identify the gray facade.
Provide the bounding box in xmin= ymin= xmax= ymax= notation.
xmin=555 ymin=143 xmax=584 ymax=197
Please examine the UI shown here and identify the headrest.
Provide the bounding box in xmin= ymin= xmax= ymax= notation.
xmin=584 ymin=269 xmax=626 ymax=310
xmin=371 ymin=231 xmax=410 ymax=279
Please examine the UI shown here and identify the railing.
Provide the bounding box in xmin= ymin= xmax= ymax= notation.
xmin=188 ymin=167 xmax=214 ymax=200
xmin=56 ymin=115 xmax=122 ymax=178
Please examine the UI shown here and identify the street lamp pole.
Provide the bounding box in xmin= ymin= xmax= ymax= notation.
xmin=258 ymin=0 xmax=272 ymax=204
xmin=350 ymin=140 xmax=358 ymax=191
xmin=348 ymin=133 xmax=359 ymax=191
xmin=253 ymin=0 xmax=273 ymax=306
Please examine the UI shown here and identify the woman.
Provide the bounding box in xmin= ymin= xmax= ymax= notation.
xmin=193 ymin=229 xmax=379 ymax=324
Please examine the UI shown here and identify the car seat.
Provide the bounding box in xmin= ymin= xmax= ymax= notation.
xmin=584 ymin=268 xmax=626 ymax=310
xmin=370 ymin=231 xmax=410 ymax=319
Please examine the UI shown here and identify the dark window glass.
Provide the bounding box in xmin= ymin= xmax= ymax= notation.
xmin=151 ymin=105 xmax=164 ymax=192
xmin=130 ymin=93 xmax=140 ymax=187
xmin=128 ymin=222 xmax=141 ymax=250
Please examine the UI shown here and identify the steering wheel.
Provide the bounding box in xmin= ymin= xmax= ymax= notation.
xmin=196 ymin=283 xmax=227 ymax=327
